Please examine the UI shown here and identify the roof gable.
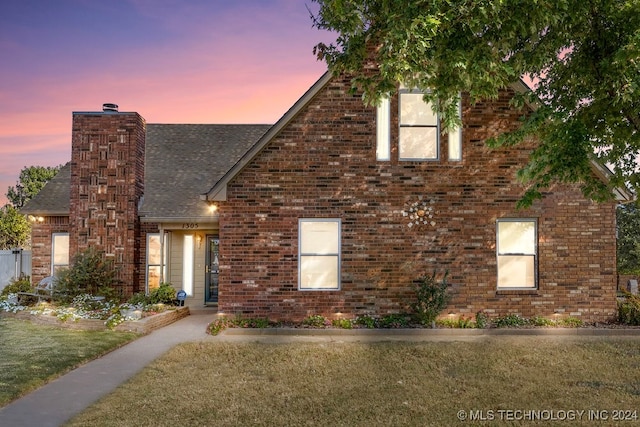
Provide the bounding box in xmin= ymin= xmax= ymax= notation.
xmin=20 ymin=163 xmax=71 ymax=215
xmin=139 ymin=124 xmax=271 ymax=221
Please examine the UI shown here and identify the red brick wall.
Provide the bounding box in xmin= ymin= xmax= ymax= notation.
xmin=69 ymin=112 xmax=146 ymax=295
xmin=30 ymin=216 xmax=69 ymax=284
xmin=219 ymin=75 xmax=618 ymax=323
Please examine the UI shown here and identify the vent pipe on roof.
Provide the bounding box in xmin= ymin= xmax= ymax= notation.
xmin=102 ymin=103 xmax=118 ymax=112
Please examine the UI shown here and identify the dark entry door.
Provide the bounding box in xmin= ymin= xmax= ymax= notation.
xmin=205 ymin=236 xmax=219 ymax=303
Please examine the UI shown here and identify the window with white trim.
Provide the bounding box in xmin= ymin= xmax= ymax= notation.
xmin=448 ymin=97 xmax=462 ymax=161
xmin=51 ymin=233 xmax=69 ymax=276
xmin=399 ymin=89 xmax=439 ymax=160
xmin=496 ymin=219 xmax=537 ymax=289
xmin=146 ymin=233 xmax=167 ymax=292
xmin=376 ymin=97 xmax=391 ymax=160
xmin=299 ymin=219 xmax=341 ymax=290
xmin=183 ymin=235 xmax=194 ymax=296
xmin=376 ymin=90 xmax=462 ymax=161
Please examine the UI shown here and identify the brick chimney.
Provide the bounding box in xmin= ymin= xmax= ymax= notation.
xmin=69 ymin=104 xmax=146 ymax=295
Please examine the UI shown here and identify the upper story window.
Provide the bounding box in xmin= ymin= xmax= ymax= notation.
xmin=448 ymin=97 xmax=462 ymax=161
xmin=399 ymin=89 xmax=439 ymax=160
xmin=377 ymin=90 xmax=462 ymax=162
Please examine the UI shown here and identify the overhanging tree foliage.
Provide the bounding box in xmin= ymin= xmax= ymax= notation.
xmin=311 ymin=0 xmax=640 ymax=206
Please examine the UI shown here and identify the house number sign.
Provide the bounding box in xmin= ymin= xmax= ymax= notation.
xmin=182 ymin=223 xmax=199 ymax=229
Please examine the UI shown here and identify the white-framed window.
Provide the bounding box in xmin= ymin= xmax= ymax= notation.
xmin=51 ymin=233 xmax=69 ymax=276
xmin=399 ymin=89 xmax=439 ymax=160
xmin=146 ymin=233 xmax=167 ymax=292
xmin=376 ymin=90 xmax=462 ymax=162
xmin=183 ymin=235 xmax=194 ymax=296
xmin=376 ymin=97 xmax=391 ymax=160
xmin=298 ymin=219 xmax=341 ymax=290
xmin=496 ymin=219 xmax=537 ymax=289
xmin=448 ymin=97 xmax=462 ymax=161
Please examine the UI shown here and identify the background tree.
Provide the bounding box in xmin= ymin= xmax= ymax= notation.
xmin=7 ymin=165 xmax=61 ymax=208
xmin=0 ymin=205 xmax=30 ymax=249
xmin=311 ymin=0 xmax=640 ymax=207
xmin=617 ymin=203 xmax=640 ymax=275
xmin=0 ymin=165 xmax=61 ymax=249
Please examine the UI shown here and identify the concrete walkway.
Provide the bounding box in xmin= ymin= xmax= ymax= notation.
xmin=2 ymin=313 xmax=640 ymax=427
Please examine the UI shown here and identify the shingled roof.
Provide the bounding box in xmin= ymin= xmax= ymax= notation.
xmin=20 ymin=163 xmax=71 ymax=216
xmin=20 ymin=124 xmax=271 ymax=220
xmin=139 ymin=124 xmax=271 ymax=221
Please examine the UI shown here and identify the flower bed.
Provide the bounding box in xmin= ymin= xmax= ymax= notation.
xmin=0 ymin=293 xmax=189 ymax=333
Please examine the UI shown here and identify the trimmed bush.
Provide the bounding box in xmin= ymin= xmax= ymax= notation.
xmin=55 ymin=248 xmax=119 ymax=301
xmin=411 ymin=271 xmax=450 ymax=326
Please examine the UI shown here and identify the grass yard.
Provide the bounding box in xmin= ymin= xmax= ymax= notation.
xmin=0 ymin=317 xmax=138 ymax=406
xmin=67 ymin=337 xmax=640 ymax=426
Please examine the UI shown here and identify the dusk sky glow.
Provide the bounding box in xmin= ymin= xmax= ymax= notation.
xmin=0 ymin=0 xmax=333 ymax=205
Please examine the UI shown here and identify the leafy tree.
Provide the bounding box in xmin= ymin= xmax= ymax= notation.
xmin=1 ymin=165 xmax=61 ymax=249
xmin=7 ymin=165 xmax=61 ymax=208
xmin=311 ymin=0 xmax=640 ymax=206
xmin=0 ymin=205 xmax=30 ymax=249
xmin=617 ymin=203 xmax=640 ymax=275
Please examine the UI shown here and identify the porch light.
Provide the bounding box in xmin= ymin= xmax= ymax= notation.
xmin=27 ymin=215 xmax=44 ymax=223
xmin=208 ymin=202 xmax=218 ymax=213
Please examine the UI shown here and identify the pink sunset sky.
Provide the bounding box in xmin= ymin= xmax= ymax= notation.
xmin=0 ymin=0 xmax=333 ymax=206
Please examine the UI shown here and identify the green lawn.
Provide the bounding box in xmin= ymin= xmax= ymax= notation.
xmin=67 ymin=337 xmax=640 ymax=426
xmin=0 ymin=316 xmax=138 ymax=406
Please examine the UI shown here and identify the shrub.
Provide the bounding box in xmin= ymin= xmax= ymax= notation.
xmin=493 ymin=314 xmax=529 ymax=328
xmin=55 ymin=248 xmax=119 ymax=301
xmin=234 ymin=317 xmax=271 ymax=328
xmin=378 ymin=314 xmax=411 ymax=328
xmin=331 ymin=318 xmax=353 ymax=329
xmin=474 ymin=312 xmax=488 ymax=329
xmin=530 ymin=316 xmax=556 ymax=327
xmin=354 ymin=315 xmax=376 ymax=329
xmin=148 ymin=282 xmax=176 ymax=304
xmin=1 ymin=275 xmax=31 ymax=297
xmin=559 ymin=317 xmax=583 ymax=328
xmin=302 ymin=314 xmax=328 ymax=328
xmin=618 ymin=291 xmax=640 ymax=325
xmin=411 ymin=271 xmax=450 ymax=326
xmin=127 ymin=292 xmax=150 ymax=306
xmin=208 ymin=317 xmax=233 ymax=335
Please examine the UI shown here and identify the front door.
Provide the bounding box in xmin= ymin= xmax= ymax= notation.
xmin=205 ymin=236 xmax=219 ymax=303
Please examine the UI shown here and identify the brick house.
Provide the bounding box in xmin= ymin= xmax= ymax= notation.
xmin=21 ymin=71 xmax=630 ymax=323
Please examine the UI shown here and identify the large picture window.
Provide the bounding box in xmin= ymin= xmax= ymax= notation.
xmin=51 ymin=233 xmax=69 ymax=276
xmin=496 ymin=219 xmax=537 ymax=289
xmin=299 ymin=219 xmax=341 ymax=290
xmin=399 ymin=90 xmax=439 ymax=160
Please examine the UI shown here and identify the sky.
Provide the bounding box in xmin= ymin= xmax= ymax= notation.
xmin=0 ymin=0 xmax=333 ymax=206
